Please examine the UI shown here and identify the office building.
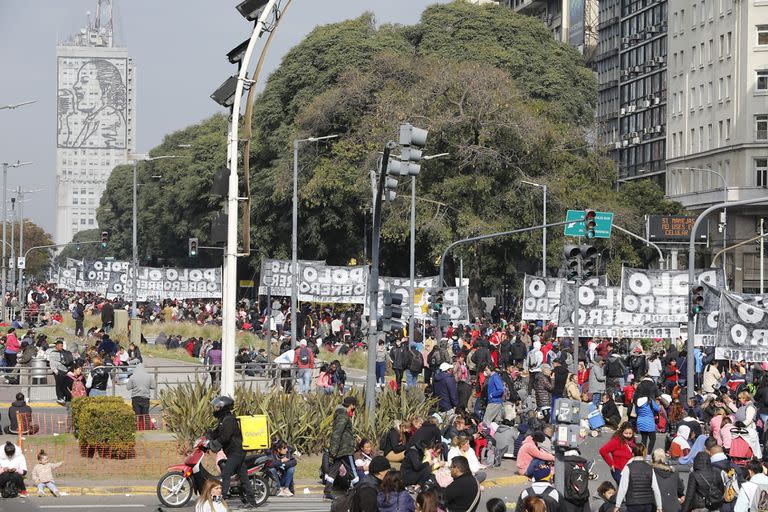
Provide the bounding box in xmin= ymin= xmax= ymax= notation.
xmin=598 ymin=0 xmax=668 ymax=184
xmin=55 ymin=0 xmax=136 ymax=245
xmin=665 ymin=0 xmax=768 ymax=291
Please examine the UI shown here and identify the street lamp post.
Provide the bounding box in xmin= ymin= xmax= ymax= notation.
xmin=0 ymin=161 xmax=30 ymax=320
xmin=672 ymin=166 xmax=728 ymax=253
xmin=292 ymin=135 xmax=337 ymax=348
xmin=521 ymin=180 xmax=547 ymax=277
xmin=129 ymin=155 xmax=184 ymax=346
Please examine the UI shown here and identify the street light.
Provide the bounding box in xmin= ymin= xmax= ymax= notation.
xmin=521 ymin=180 xmax=547 ymax=277
xmin=0 ymin=161 xmax=31 ymax=321
xmin=129 ymin=154 xmax=186 ymax=345
xmin=291 ymin=134 xmax=338 ymax=348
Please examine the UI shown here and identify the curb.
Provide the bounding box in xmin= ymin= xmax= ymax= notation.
xmin=53 ymin=476 xmax=529 ymax=496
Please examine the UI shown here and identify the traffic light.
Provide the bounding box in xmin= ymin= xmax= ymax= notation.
xmin=188 ymin=237 xmax=199 ymax=257
xmin=580 ymin=245 xmax=598 ymax=279
xmin=563 ymin=245 xmax=581 ymax=280
xmin=383 ymin=123 xmax=429 ymax=203
xmin=381 ymin=291 xmax=403 ymax=332
xmin=383 ymin=175 xmax=398 ymax=203
xmin=690 ymin=284 xmax=704 ymax=317
xmin=583 ymin=209 xmax=597 ymax=239
xmin=100 ymin=231 xmax=109 ymax=248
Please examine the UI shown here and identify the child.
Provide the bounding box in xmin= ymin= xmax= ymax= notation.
xmin=32 ymin=450 xmax=62 ymax=497
xmin=270 ymin=440 xmax=297 ymax=497
xmin=595 ymin=481 xmax=616 ymax=512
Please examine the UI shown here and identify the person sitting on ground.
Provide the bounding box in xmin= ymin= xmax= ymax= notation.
xmin=600 ymin=392 xmax=622 ymax=429
xmin=316 ymin=363 xmax=335 ymax=394
xmin=516 ymin=431 xmax=555 ymax=476
xmin=486 ymin=497 xmax=507 ymax=512
xmin=269 ymin=440 xmax=297 ymax=497
xmin=0 ymin=441 xmax=28 ymax=497
xmin=355 ymin=438 xmax=376 ymax=478
xmin=5 ymin=393 xmax=32 ymax=435
xmin=443 ymin=456 xmax=482 ymax=512
xmin=377 ymin=470 xmax=416 ymax=512
xmin=401 ymin=439 xmax=434 ymax=489
xmin=32 ymin=449 xmax=62 ymax=497
xmin=380 ymin=420 xmax=410 ymax=463
xmin=669 ymin=425 xmax=692 ymax=459
xmin=447 ymin=436 xmax=486 ymax=484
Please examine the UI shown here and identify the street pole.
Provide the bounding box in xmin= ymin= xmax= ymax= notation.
xmin=221 ymin=0 xmax=282 ymax=399
xmin=762 ymin=218 xmax=765 ymax=294
xmin=9 ymin=199 xmax=14 ymax=307
xmin=17 ymin=187 xmax=22 ymax=306
xmin=292 ymin=135 xmax=337 ymax=350
xmin=409 ymin=176 xmax=416 ymax=346
xmin=367 ymin=142 xmax=396 ymax=426
xmin=131 ymin=160 xmax=139 ymax=345
xmin=0 ymin=161 xmax=30 ymax=320
xmin=521 ymin=180 xmax=547 ymax=276
xmin=687 ymin=196 xmax=768 ymax=399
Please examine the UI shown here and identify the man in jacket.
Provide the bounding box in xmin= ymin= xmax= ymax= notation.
xmin=100 ymin=299 xmax=114 ymax=334
xmin=405 ymin=343 xmax=423 ymax=389
xmin=325 ymin=396 xmax=358 ymax=498
xmin=389 ymin=338 xmax=408 ymax=390
xmin=589 ymin=357 xmax=607 ymax=409
xmin=681 ymin=451 xmax=725 ymax=512
xmin=534 ymin=364 xmax=554 ymax=411
xmin=550 ymin=358 xmax=569 ymax=423
xmin=433 ymin=363 xmax=459 ymax=413
xmin=443 ymin=456 xmax=481 ymax=512
xmin=125 ymin=362 xmax=156 ymax=430
xmin=292 ymin=339 xmax=314 ymax=393
xmin=48 ymin=339 xmax=71 ymax=404
xmin=510 ymin=336 xmax=527 ymax=366
xmin=354 ymin=456 xmax=390 ymax=512
xmin=471 ymin=340 xmax=493 ymax=374
xmin=207 ymin=396 xmax=256 ymax=507
xmin=483 ymin=365 xmax=505 ymax=425
xmin=4 ymin=393 xmax=32 ymax=435
xmin=525 ymin=340 xmax=544 ymax=393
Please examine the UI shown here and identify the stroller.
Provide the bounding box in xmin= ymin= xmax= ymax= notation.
xmin=730 ymin=425 xmax=756 ymax=468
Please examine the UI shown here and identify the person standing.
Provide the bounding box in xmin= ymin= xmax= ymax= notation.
xmin=100 ymin=299 xmax=114 ymax=334
xmin=433 ymin=363 xmax=458 ymax=413
xmin=613 ymin=443 xmax=662 ymax=512
xmin=550 ymin=358 xmax=568 ymax=423
xmin=293 ymin=339 xmax=315 ymax=394
xmin=325 ymin=396 xmax=359 ymax=499
xmin=406 ymin=343 xmax=424 ymax=390
xmin=72 ymin=299 xmax=85 ymax=337
xmin=635 ymin=396 xmax=661 ymax=455
xmin=47 ymin=339 xmax=72 ymax=405
xmin=650 ymin=449 xmax=684 ymax=512
xmin=589 ymin=357 xmax=607 ymax=409
xmin=375 ymin=339 xmax=387 ymax=387
xmin=733 ymin=459 xmax=768 ymax=512
xmin=390 ymin=338 xmax=409 ymax=391
xmin=125 ymin=362 xmax=156 ymax=430
xmin=599 ymin=423 xmax=637 ymax=484
xmin=483 ymin=365 xmax=505 ymax=425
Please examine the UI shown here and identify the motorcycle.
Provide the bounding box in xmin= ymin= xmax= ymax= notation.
xmin=156 ymin=436 xmax=278 ymax=508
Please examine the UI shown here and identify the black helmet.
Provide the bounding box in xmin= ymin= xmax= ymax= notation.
xmin=211 ymin=396 xmax=234 ymax=417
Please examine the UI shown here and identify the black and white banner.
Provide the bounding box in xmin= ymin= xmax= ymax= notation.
xmin=257 ymin=259 xmax=326 ymax=297
xmin=104 ymin=267 xmax=222 ymax=301
xmin=521 ymin=276 xmax=564 ymax=321
xmin=80 ymin=260 xmax=130 ymax=293
xmin=715 ymin=290 xmax=768 ymax=362
xmin=556 ymin=284 xmax=677 ymax=338
xmin=297 ymin=262 xmax=368 ymax=304
xmin=620 ymin=268 xmax=725 ymax=325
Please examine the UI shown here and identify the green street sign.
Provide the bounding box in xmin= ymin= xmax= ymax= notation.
xmin=564 ymin=209 xmax=614 ymax=238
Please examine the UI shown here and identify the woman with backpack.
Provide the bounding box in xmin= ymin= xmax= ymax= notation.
xmin=650 ymin=449 xmax=684 ymax=512
xmin=733 ymin=459 xmax=768 ymax=512
xmin=613 ymin=443 xmax=662 ymax=512
xmin=66 ymin=365 xmax=87 ymax=402
xmin=635 ymin=396 xmax=660 ymax=455
xmin=681 ymin=452 xmax=726 ymax=512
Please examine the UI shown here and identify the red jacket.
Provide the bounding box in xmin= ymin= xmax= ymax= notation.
xmin=599 ymin=435 xmax=635 ymax=471
xmin=293 ymin=346 xmax=315 ymax=369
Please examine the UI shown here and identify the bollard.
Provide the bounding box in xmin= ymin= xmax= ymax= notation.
xmin=31 ymin=357 xmax=48 ymax=385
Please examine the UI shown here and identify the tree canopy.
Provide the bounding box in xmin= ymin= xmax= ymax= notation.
xmin=95 ymin=1 xmax=681 ymax=302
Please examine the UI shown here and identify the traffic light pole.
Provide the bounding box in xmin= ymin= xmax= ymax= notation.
xmin=686 ymin=196 xmax=768 ymax=400
xmin=366 ymin=142 xmax=397 ymax=426
xmin=437 ymin=220 xmax=578 ymax=288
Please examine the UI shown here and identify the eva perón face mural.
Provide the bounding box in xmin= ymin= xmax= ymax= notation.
xmin=57 ymin=57 xmax=128 ymax=149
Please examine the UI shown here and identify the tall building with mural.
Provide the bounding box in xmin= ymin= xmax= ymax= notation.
xmin=55 ymin=0 xmax=136 ymax=246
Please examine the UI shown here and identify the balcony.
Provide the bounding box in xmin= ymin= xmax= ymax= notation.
xmin=512 ymin=0 xmax=547 ymax=14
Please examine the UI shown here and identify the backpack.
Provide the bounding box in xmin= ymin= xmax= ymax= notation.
xmin=523 ymin=485 xmax=559 ymax=512
xmin=750 ymin=482 xmax=768 ymax=512
xmin=71 ymin=377 xmax=87 ymax=398
xmin=330 ymin=480 xmax=374 ymax=512
xmin=695 ymin=472 xmax=723 ymax=511
xmin=722 ymin=467 xmax=740 ymax=503
xmin=298 ymin=347 xmax=310 ymax=365
xmin=72 ymin=307 xmax=81 ymax=320
xmin=60 ymin=350 xmax=75 ymax=371
xmin=563 ymin=458 xmax=590 ymax=504
xmin=480 ymin=442 xmax=500 ymax=468
xmin=428 ymin=350 xmax=440 ymax=370
xmin=408 ymin=351 xmax=423 ymax=373
xmin=1 ymin=480 xmax=18 ymax=498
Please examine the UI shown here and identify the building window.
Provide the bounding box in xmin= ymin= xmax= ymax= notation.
xmin=719 ymin=34 xmax=725 ymax=58
xmin=726 ymin=118 xmax=731 ymax=140
xmin=726 ymin=31 xmax=732 ymax=56
xmin=757 ymin=115 xmax=768 ymax=141
xmin=719 ymin=120 xmax=724 ymax=145
xmin=692 ymin=45 xmax=697 ymax=69
xmin=726 ymin=75 xmax=732 ymax=99
xmin=758 ymin=70 xmax=768 ymax=91
xmin=690 ymin=129 xmax=696 ymax=153
xmin=718 ymin=77 xmax=724 ymax=100
xmin=708 ymin=81 xmax=713 ymax=104
xmin=759 ymin=26 xmax=768 ymax=46
xmin=757 ymin=159 xmax=768 ymax=187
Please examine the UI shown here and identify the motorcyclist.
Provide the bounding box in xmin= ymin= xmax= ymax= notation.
xmin=207 ymin=396 xmax=256 ymax=508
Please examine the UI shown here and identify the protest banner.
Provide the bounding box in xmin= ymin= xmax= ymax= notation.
xmin=257 ymin=259 xmax=326 ymax=297
xmin=620 ymin=268 xmax=725 ymax=325
xmin=297 ymin=262 xmax=368 ymax=304
xmin=556 ymin=284 xmax=676 ymax=338
xmin=102 ymin=266 xmax=223 ymax=301
xmin=521 ymin=275 xmax=564 ymax=321
xmin=715 ymin=290 xmax=768 ymax=362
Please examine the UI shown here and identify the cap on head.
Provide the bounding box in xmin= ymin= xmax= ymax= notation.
xmin=439 ymin=362 xmax=452 ymax=372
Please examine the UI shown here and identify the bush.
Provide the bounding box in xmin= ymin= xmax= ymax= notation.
xmin=71 ymin=396 xmax=125 ymax=438
xmin=77 ymin=397 xmax=136 ymax=457
xmin=160 ymin=381 xmax=437 ymax=454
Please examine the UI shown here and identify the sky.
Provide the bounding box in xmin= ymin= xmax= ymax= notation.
xmin=0 ymin=0 xmax=448 ymax=236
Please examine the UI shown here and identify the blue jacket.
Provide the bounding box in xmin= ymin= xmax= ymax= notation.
xmin=635 ymin=399 xmax=660 ymax=433
xmin=432 ymin=370 xmax=458 ymax=412
xmin=486 ymin=372 xmax=505 ymax=404
xmin=694 ymin=349 xmax=704 ymax=373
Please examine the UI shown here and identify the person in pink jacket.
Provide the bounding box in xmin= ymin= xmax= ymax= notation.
xmin=515 ymin=431 xmax=554 ymax=475
xmin=3 ymin=328 xmax=20 ymax=377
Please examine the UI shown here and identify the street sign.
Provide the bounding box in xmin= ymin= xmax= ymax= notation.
xmin=17 ymin=257 xmax=25 ymax=269
xmin=564 ymin=209 xmax=614 ymax=238
xmin=647 ymin=215 xmax=707 ymax=242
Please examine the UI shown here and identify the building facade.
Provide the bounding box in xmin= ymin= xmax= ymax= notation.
xmin=598 ymin=0 xmax=668 ymax=184
xmin=55 ymin=5 xmax=136 ymax=246
xmin=666 ymin=0 xmax=768 ymax=291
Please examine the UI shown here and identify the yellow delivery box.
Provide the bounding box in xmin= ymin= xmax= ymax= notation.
xmin=238 ymin=415 xmax=271 ymax=451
